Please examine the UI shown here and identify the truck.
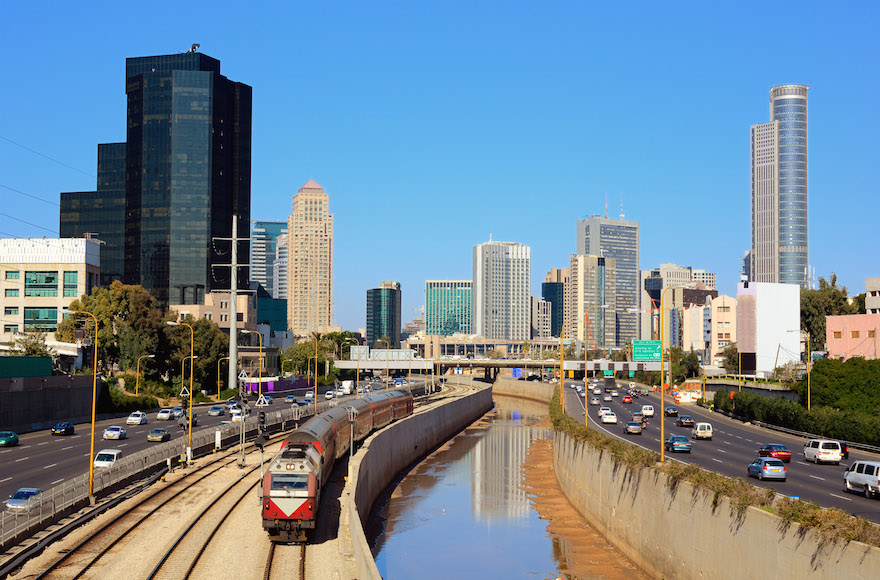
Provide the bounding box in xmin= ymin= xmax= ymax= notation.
xmin=340 ymin=380 xmax=354 ymax=395
xmin=604 ymin=376 xmax=617 ymax=392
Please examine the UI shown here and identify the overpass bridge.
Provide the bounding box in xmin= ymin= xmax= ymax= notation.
xmin=333 ymin=358 xmax=663 ymax=379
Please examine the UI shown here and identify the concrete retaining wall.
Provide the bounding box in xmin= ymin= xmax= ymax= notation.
xmin=341 ymin=383 xmax=494 ymax=579
xmin=492 ymin=376 xmax=554 ymax=403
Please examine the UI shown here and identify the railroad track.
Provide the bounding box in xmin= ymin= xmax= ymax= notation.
xmin=264 ymin=541 xmax=306 ymax=580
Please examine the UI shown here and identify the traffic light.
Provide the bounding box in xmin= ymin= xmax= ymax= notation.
xmin=258 ymin=411 xmax=266 ymax=431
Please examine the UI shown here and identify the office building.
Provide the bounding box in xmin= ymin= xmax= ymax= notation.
xmin=272 ymin=233 xmax=288 ymax=301
xmin=251 ymin=221 xmax=287 ymax=298
xmin=691 ymin=269 xmax=716 ymax=291
xmin=530 ymin=296 xmax=551 ymax=339
xmin=59 ymin=49 xmax=252 ymax=306
xmin=472 ymin=240 xmax=530 ymax=341
xmin=576 ymin=216 xmax=639 ymax=347
xmin=542 ymin=268 xmax=569 ymax=338
xmin=0 ymin=239 xmax=101 ymax=342
xmin=736 ymin=281 xmax=800 ymax=377
xmin=366 ymin=281 xmax=401 ymax=348
xmin=751 ymin=85 xmax=809 ymax=286
xmin=866 ymin=277 xmax=880 ymax=315
xmin=569 ymin=254 xmax=617 ymax=349
xmin=425 ymin=280 xmax=472 ymax=335
xmin=286 ymin=179 xmax=334 ymax=335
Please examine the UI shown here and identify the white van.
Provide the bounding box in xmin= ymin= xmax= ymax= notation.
xmin=642 ymin=405 xmax=655 ymax=418
xmin=94 ymin=449 xmax=122 ymax=470
xmin=844 ymin=460 xmax=880 ymax=498
xmin=692 ymin=422 xmax=713 ymax=440
xmin=803 ymin=439 xmax=842 ymax=464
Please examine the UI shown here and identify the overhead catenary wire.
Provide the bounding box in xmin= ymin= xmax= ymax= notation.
xmin=0 ymin=134 xmax=95 ymax=178
xmin=0 ymin=183 xmax=60 ymax=207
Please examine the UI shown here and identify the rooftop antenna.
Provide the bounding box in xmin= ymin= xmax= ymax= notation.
xmin=604 ymin=192 xmax=608 ymax=218
xmin=619 ymin=192 xmax=625 ymax=220
xmin=188 ymin=43 xmax=200 ymax=53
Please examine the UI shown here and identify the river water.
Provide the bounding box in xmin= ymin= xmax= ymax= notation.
xmin=368 ymin=396 xmax=649 ymax=579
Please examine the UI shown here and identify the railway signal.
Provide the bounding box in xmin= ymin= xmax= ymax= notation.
xmin=258 ymin=410 xmax=266 ymax=432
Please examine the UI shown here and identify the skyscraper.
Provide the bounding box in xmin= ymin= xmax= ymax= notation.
xmin=542 ymin=267 xmax=569 ymax=338
xmin=472 ymin=240 xmax=531 ymax=341
xmin=576 ymin=216 xmax=639 ymax=347
xmin=59 ymin=49 xmax=252 ymax=305
xmin=751 ymin=84 xmax=809 ymax=287
xmin=569 ymin=254 xmax=617 ymax=349
xmin=251 ymin=221 xmax=287 ymax=296
xmin=425 ymin=280 xmax=472 ymax=335
xmin=286 ymin=179 xmax=333 ymax=335
xmin=366 ymin=281 xmax=402 ymax=348
xmin=272 ymin=233 xmax=288 ymax=300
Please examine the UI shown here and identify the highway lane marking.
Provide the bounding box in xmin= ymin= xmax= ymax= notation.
xmin=718 ymin=449 xmax=727 ymax=453
xmin=723 ymin=441 xmax=732 ymax=445
xmin=735 ymin=435 xmax=742 ymax=439
xmin=745 ymin=438 xmax=754 ymax=443
xmin=0 ymin=477 xmax=11 ymax=483
xmin=37 ymin=441 xmax=48 ymax=446
xmin=62 ymin=446 xmax=75 ymax=450
xmin=829 ymin=493 xmax=852 ymax=501
xmin=711 ymin=458 xmax=724 ymax=463
xmin=43 ymin=463 xmax=57 ymax=469
xmin=809 ymin=475 xmax=825 ymax=481
xmin=51 ymin=478 xmax=64 ymax=485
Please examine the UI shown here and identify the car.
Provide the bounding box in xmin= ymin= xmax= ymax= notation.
xmin=147 ymin=428 xmax=171 ymax=442
xmin=624 ymin=421 xmax=643 ymax=435
xmin=263 ymin=395 xmax=274 ymax=405
xmin=692 ymin=422 xmax=713 ymax=440
xmin=6 ymin=488 xmax=43 ymax=513
xmin=94 ymin=449 xmax=122 ymax=469
xmin=664 ymin=406 xmax=679 ymax=417
xmin=622 ymin=395 xmax=633 ymax=404
xmin=844 ymin=460 xmax=880 ymax=498
xmin=642 ymin=405 xmax=655 ymax=417
xmin=839 ymin=441 xmax=850 ymax=460
xmin=600 ymin=412 xmax=618 ymax=424
xmin=303 ymin=391 xmax=315 ymax=402
xmin=325 ymin=390 xmax=336 ymax=400
xmin=597 ymin=406 xmax=612 ymax=417
xmin=284 ymin=394 xmax=298 ymax=404
xmin=676 ymin=415 xmax=695 ymax=428
xmin=629 ymin=382 xmax=636 ymax=390
xmin=231 ymin=409 xmax=245 ymax=422
xmin=126 ymin=411 xmax=148 ymax=425
xmin=803 ymin=439 xmax=842 ymax=464
xmin=603 ymin=394 xmax=612 ymax=402
xmin=665 ymin=435 xmax=692 ymax=453
xmin=102 ymin=426 xmax=127 ymax=440
xmin=632 ymin=411 xmax=645 ymax=424
xmin=0 ymin=431 xmax=19 ymax=447
xmin=589 ymin=397 xmax=600 ymax=405
xmin=157 ymin=408 xmax=174 ymax=420
xmin=747 ymin=457 xmax=787 ymax=481
xmin=178 ymin=412 xmax=199 ymax=428
xmin=757 ymin=444 xmax=791 ymax=462
xmin=208 ymin=406 xmax=225 ymax=417
xmin=171 ymin=407 xmax=184 ymax=419
xmin=51 ymin=421 xmax=75 ymax=436
xmin=593 ymin=388 xmax=602 ymax=395
xmin=610 ymin=390 xmax=619 ymax=397
xmin=224 ymin=398 xmax=239 ymax=409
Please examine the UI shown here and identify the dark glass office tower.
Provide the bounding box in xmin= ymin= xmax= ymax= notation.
xmin=541 ymin=281 xmax=565 ymax=338
xmin=124 ymin=52 xmax=252 ymax=304
xmin=60 ymin=143 xmax=127 ymax=287
xmin=366 ymin=281 xmax=402 ymax=348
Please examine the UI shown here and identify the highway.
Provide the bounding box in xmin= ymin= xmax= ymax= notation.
xmin=562 ymin=380 xmax=880 ymax=524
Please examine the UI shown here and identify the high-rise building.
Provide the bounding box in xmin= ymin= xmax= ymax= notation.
xmin=542 ymin=268 xmax=569 ymax=338
xmin=691 ymin=269 xmax=717 ymax=291
xmin=366 ymin=281 xmax=401 ymax=348
xmin=425 ymin=280 xmax=472 ymax=335
xmin=576 ymin=216 xmax=639 ymax=347
xmin=472 ymin=241 xmax=530 ymax=341
xmin=272 ymin=233 xmax=288 ymax=301
xmin=59 ymin=50 xmax=252 ymax=306
xmin=736 ymin=281 xmax=800 ymax=376
xmin=569 ymin=255 xmax=617 ymax=349
xmin=751 ymin=84 xmax=809 ymax=287
xmin=251 ymin=221 xmax=287 ymax=297
xmin=530 ymin=296 xmax=551 ymax=339
xmin=286 ymin=179 xmax=334 ymax=335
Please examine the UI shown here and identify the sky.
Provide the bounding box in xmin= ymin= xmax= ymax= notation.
xmin=2 ymin=2 xmax=878 ymax=331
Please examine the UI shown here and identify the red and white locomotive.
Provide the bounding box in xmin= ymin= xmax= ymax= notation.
xmin=261 ymin=390 xmax=414 ymax=542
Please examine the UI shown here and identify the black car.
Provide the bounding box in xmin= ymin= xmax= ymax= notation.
xmin=676 ymin=415 xmax=695 ymax=427
xmin=51 ymin=421 xmax=75 ymax=436
xmin=839 ymin=441 xmax=850 ymax=459
xmin=664 ymin=406 xmax=679 ymax=417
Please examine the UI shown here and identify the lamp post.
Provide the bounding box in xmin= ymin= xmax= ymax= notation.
xmin=377 ymin=339 xmax=391 ymax=392
xmin=788 ymin=329 xmax=811 ymax=410
xmin=308 ymin=355 xmax=319 ymax=412
xmin=242 ymin=329 xmax=263 ymax=396
xmin=558 ymin=322 xmax=570 ymax=414
xmin=167 ymin=320 xmax=195 ymax=461
xmin=583 ymin=305 xmax=609 ymax=426
xmin=281 ymin=358 xmax=293 ymax=378
xmin=181 ymin=356 xmax=198 ymax=394
xmin=135 ymin=354 xmax=154 ymax=396
xmin=659 ymin=283 xmax=693 ymax=462
xmin=70 ymin=310 xmax=99 ymax=499
xmin=217 ymin=356 xmax=230 ymax=398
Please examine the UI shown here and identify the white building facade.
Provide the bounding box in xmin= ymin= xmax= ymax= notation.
xmin=736 ymin=281 xmax=799 ymax=377
xmin=472 ymin=240 xmax=530 ymax=341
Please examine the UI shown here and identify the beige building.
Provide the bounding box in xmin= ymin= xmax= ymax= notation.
xmin=866 ymin=277 xmax=880 ymax=315
xmin=287 ymin=179 xmax=334 ymax=336
xmin=568 ymin=254 xmax=617 ymax=349
xmin=169 ymin=292 xmax=256 ymax=332
xmin=0 ymin=238 xmax=100 ymax=342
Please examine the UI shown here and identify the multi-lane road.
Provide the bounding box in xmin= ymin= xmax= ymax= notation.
xmin=562 ymin=381 xmax=880 ymax=524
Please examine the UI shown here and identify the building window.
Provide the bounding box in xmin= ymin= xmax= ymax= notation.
xmin=3 ymin=324 xmax=18 ymax=333
xmin=5 ymin=307 xmax=18 ymax=315
xmin=5 ymin=271 xmax=20 ymax=280
xmin=5 ymin=289 xmax=19 ymax=297
xmin=869 ymin=330 xmax=876 ymax=339
xmin=833 ymin=331 xmax=842 ymax=339
xmin=25 ymin=271 xmax=59 ymax=297
xmin=63 ymin=271 xmax=78 ymax=297
xmin=851 ymin=331 xmax=860 ymax=339
xmin=23 ymin=307 xmax=59 ymax=332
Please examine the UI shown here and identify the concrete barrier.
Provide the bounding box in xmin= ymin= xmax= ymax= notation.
xmin=341 ymin=383 xmax=494 ymax=579
xmin=492 ymin=376 xmax=553 ymax=403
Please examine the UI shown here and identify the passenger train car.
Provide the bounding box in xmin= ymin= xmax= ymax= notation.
xmin=262 ymin=390 xmax=414 ymax=542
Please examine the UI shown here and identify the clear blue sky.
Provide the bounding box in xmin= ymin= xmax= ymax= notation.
xmin=2 ymin=2 xmax=877 ymax=331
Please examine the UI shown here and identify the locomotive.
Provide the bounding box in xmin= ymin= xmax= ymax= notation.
xmin=261 ymin=390 xmax=414 ymax=542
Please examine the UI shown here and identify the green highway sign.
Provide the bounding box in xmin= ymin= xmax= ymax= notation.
xmin=603 ymin=370 xmax=613 ymax=376
xmin=633 ymin=340 xmax=661 ymax=362
xmin=628 ymin=370 xmax=635 ymax=378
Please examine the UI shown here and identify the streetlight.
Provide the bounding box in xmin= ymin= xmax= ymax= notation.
xmin=242 ymin=329 xmax=263 ymax=396
xmin=70 ymin=309 xmax=99 ymax=500
xmin=583 ymin=305 xmax=608 ymax=426
xmin=167 ymin=320 xmax=195 ymax=461
xmin=377 ymin=339 xmax=391 ymax=392
xmin=659 ymin=283 xmax=694 ymax=462
xmin=308 ymin=355 xmax=319 ymax=412
xmin=135 ymin=354 xmax=154 ymax=396
xmin=181 ymin=356 xmax=198 ymax=392
xmin=217 ymin=356 xmax=230 ymax=398
xmin=558 ymin=322 xmax=570 ymax=414
xmin=788 ymin=329 xmax=812 ymax=410
xmin=281 ymin=358 xmax=293 ymax=378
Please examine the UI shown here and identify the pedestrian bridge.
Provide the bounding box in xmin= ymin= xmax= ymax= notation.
xmin=334 ymin=358 xmax=663 ymax=376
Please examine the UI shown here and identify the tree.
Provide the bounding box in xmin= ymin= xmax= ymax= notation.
xmin=164 ymin=315 xmax=229 ymax=396
xmin=9 ymin=332 xmax=57 ymax=358
xmin=323 ymin=330 xmax=358 ymax=359
xmin=801 ymin=275 xmax=859 ymax=352
xmin=720 ymin=343 xmax=739 ymax=374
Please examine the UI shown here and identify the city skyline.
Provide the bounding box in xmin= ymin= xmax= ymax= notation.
xmin=2 ymin=4 xmax=877 ymax=331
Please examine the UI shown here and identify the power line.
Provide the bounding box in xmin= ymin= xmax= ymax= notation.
xmin=0 ymin=212 xmax=58 ymax=235
xmin=0 ymin=183 xmax=60 ymax=207
xmin=0 ymin=135 xmax=95 ymax=178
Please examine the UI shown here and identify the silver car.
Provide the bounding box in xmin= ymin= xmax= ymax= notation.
xmin=6 ymin=488 xmax=43 ymax=513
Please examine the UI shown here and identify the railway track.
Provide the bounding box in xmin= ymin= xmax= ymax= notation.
xmin=264 ymin=541 xmax=306 ymax=580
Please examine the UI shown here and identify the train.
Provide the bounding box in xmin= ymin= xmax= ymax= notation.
xmin=261 ymin=390 xmax=414 ymax=542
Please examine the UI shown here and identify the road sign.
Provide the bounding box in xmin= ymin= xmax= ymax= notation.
xmin=255 ymin=394 xmax=269 ymax=408
xmin=633 ymin=340 xmax=661 ymax=362
xmin=178 ymin=387 xmax=190 ymax=399
xmin=603 ymin=370 xmax=613 ymax=376
xmin=628 ymin=370 xmax=635 ymax=378
xmin=238 ymin=370 xmax=249 ymax=380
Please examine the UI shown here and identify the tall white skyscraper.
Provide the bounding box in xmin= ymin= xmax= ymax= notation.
xmin=472 ymin=240 xmax=531 ymax=340
xmin=272 ymin=233 xmax=288 ymax=300
xmin=250 ymin=221 xmax=287 ymax=295
xmin=286 ymin=179 xmax=333 ymax=336
xmin=751 ymin=84 xmax=809 ymax=286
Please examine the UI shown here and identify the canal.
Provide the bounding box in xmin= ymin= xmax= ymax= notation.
xmin=368 ymin=395 xmax=649 ymax=579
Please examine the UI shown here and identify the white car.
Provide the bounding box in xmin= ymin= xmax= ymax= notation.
xmin=230 ymin=409 xmax=245 ymax=422
xmin=126 ymin=411 xmax=147 ymax=425
xmin=600 ymin=412 xmax=618 ymax=424
xmin=324 ymin=390 xmax=335 ymax=400
xmin=303 ymin=392 xmax=315 ymax=402
xmin=642 ymin=405 xmax=655 ymax=418
xmin=102 ymin=426 xmax=127 ymax=440
xmin=597 ymin=406 xmax=612 ymax=417
xmin=593 ymin=388 xmax=602 ymax=395
xmin=589 ymin=397 xmax=600 ymax=405
xmin=603 ymin=394 xmax=612 ymax=402
xmin=157 ymin=408 xmax=173 ymax=420
xmin=171 ymin=407 xmax=184 ymax=419
xmin=610 ymin=390 xmax=619 ymax=397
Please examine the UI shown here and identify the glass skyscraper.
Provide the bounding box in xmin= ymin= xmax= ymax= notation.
xmin=426 ymin=280 xmax=472 ymax=335
xmin=366 ymin=281 xmax=401 ymax=348
xmin=250 ymin=221 xmax=287 ymax=297
xmin=751 ymin=84 xmax=809 ymax=287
